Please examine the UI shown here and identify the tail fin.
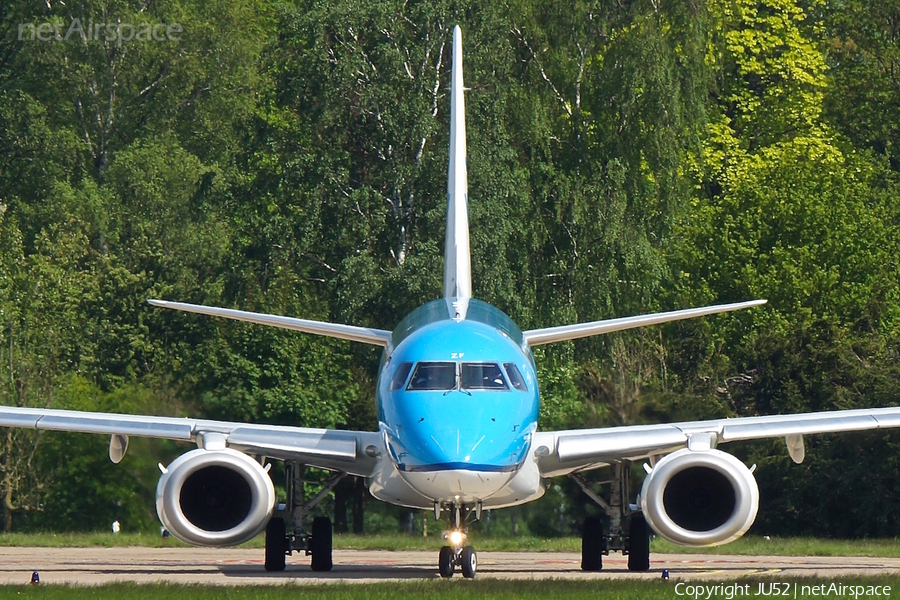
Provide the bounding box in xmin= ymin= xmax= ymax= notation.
xmin=443 ymin=25 xmax=472 ymax=303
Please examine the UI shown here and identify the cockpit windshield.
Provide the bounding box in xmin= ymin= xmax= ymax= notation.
xmin=460 ymin=363 xmax=508 ymax=390
xmin=407 ymin=362 xmax=456 ymax=391
xmin=390 ymin=362 xmax=413 ymax=391
xmin=405 ymin=361 xmax=511 ymax=391
xmin=503 ymin=362 xmax=528 ymax=391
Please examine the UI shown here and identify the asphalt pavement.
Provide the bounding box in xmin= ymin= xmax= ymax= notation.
xmin=1 ymin=548 xmax=899 ymax=585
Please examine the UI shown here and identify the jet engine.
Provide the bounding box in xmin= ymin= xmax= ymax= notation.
xmin=156 ymin=448 xmax=275 ymax=546
xmin=640 ymin=448 xmax=758 ymax=547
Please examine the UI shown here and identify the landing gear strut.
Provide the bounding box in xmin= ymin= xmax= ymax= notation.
xmin=435 ymin=502 xmax=479 ymax=578
xmin=570 ymin=461 xmax=651 ymax=572
xmin=264 ymin=462 xmax=346 ymax=572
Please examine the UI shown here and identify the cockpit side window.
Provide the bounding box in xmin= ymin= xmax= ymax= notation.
xmin=503 ymin=362 xmax=528 ymax=391
xmin=407 ymin=362 xmax=456 ymax=391
xmin=460 ymin=363 xmax=508 ymax=390
xmin=390 ymin=362 xmax=413 ymax=391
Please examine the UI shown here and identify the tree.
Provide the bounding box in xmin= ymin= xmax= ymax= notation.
xmin=668 ymin=0 xmax=900 ymax=535
xmin=825 ymin=0 xmax=900 ymax=170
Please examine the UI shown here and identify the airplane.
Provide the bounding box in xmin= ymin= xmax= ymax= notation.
xmin=2 ymin=25 xmax=900 ymax=579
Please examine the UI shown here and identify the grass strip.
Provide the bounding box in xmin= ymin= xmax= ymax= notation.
xmin=1 ymin=578 xmax=900 ymax=600
xmin=0 ymin=532 xmax=898 ymax=558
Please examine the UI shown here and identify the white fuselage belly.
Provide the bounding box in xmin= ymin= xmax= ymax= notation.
xmin=368 ymin=455 xmax=545 ymax=510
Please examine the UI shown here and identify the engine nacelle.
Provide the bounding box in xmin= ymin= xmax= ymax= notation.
xmin=156 ymin=448 xmax=275 ymax=546
xmin=640 ymin=448 xmax=758 ymax=547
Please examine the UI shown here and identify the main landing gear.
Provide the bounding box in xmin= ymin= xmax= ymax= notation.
xmin=264 ymin=462 xmax=345 ymax=572
xmin=570 ymin=461 xmax=651 ymax=572
xmin=436 ymin=502 xmax=479 ymax=578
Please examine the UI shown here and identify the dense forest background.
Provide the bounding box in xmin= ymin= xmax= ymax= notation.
xmin=2 ymin=0 xmax=900 ymax=538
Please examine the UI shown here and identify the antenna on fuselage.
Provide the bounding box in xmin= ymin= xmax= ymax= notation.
xmin=443 ymin=25 xmax=472 ymax=318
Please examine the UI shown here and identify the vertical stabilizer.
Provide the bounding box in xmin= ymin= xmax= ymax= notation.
xmin=444 ymin=25 xmax=472 ymax=306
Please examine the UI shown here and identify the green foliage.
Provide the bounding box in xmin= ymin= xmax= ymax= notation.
xmin=824 ymin=0 xmax=900 ymax=168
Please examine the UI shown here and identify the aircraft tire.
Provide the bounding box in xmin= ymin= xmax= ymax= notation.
xmin=627 ymin=513 xmax=651 ymax=572
xmin=581 ymin=516 xmax=603 ymax=571
xmin=460 ymin=546 xmax=477 ymax=578
xmin=438 ymin=545 xmax=455 ymax=578
xmin=310 ymin=516 xmax=333 ymax=571
xmin=264 ymin=517 xmax=287 ymax=572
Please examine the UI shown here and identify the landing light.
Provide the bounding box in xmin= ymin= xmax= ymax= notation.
xmin=442 ymin=530 xmax=467 ymax=547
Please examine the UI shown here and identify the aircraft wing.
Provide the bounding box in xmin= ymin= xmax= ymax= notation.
xmin=0 ymin=405 xmax=382 ymax=477
xmin=533 ymin=405 xmax=900 ymax=477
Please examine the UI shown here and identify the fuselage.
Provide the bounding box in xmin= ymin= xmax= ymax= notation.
xmin=369 ymin=298 xmax=543 ymax=508
xmin=365 ymin=27 xmax=547 ymax=511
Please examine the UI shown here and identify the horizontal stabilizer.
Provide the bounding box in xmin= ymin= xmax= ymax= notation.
xmin=523 ymin=299 xmax=767 ymax=346
xmin=148 ymin=300 xmax=391 ymax=347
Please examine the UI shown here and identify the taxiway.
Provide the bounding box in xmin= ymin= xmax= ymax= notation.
xmin=0 ymin=548 xmax=898 ymax=585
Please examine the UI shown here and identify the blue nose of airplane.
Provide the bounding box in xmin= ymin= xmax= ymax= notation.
xmin=386 ymin=404 xmax=531 ymax=503
xmin=407 ymin=427 xmax=502 ymax=469
xmin=386 ymin=392 xmax=529 ymax=472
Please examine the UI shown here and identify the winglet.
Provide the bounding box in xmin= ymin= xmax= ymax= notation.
xmin=443 ymin=25 xmax=472 ymax=305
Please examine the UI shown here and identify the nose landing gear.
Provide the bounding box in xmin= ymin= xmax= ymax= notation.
xmin=436 ymin=502 xmax=479 ymax=578
xmin=437 ymin=542 xmax=478 ymax=578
